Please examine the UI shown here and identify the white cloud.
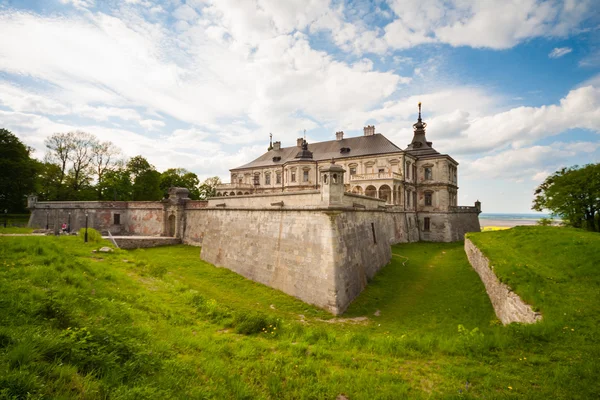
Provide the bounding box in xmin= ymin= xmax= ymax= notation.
xmin=139 ymin=119 xmax=166 ymax=130
xmin=173 ymin=4 xmax=198 ymax=21
xmin=549 ymin=47 xmax=572 ymax=58
xmin=60 ymin=0 xmax=95 ymax=9
xmin=462 ymin=141 xmax=600 ymax=181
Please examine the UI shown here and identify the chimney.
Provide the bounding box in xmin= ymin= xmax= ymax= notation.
xmin=336 ymin=131 xmax=344 ymax=141
xmin=297 ymin=138 xmax=304 ymax=147
xmin=363 ymin=125 xmax=375 ymax=136
xmin=273 ymin=141 xmax=281 ymax=151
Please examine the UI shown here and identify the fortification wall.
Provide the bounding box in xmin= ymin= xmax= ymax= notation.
xmin=464 ymin=238 xmax=541 ymax=324
xmin=199 ymin=208 xmax=399 ymax=314
xmin=418 ymin=211 xmax=480 ymax=242
xmin=28 ymin=200 xmax=165 ymax=235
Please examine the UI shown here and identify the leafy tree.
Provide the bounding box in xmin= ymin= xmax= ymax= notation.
xmin=160 ymin=168 xmax=201 ymax=199
xmin=0 ymin=129 xmax=38 ymax=212
xmin=97 ymin=162 xmax=133 ymax=201
xmin=198 ymin=176 xmax=222 ymax=200
xmin=127 ymin=156 xmax=162 ymax=201
xmin=35 ymin=162 xmax=63 ymax=201
xmin=533 ymin=163 xmax=600 ymax=231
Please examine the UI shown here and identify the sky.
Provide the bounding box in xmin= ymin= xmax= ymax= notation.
xmin=0 ymin=0 xmax=599 ymax=213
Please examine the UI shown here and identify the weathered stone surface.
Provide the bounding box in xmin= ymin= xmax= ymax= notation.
xmin=109 ymin=237 xmax=182 ymax=249
xmin=98 ymin=246 xmax=114 ymax=253
xmin=464 ymin=238 xmax=541 ymax=325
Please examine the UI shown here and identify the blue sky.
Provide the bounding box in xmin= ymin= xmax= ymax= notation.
xmin=0 ymin=0 xmax=599 ymax=213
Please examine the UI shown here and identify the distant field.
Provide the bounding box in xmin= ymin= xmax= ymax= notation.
xmin=0 ymin=228 xmax=598 ymax=398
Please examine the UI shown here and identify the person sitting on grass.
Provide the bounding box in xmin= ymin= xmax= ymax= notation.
xmin=61 ymin=222 xmax=67 ymax=233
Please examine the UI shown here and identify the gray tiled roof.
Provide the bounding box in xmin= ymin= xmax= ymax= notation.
xmin=232 ymin=134 xmax=403 ymax=170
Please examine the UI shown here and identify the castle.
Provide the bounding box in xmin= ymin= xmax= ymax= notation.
xmin=28 ymin=105 xmax=481 ymax=314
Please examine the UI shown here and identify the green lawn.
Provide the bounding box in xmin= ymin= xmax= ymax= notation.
xmin=0 ymin=228 xmax=598 ymax=399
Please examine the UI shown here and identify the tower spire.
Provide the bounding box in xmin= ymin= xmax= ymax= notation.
xmin=268 ymin=133 xmax=273 ymax=151
xmin=418 ymin=102 xmax=422 ymax=122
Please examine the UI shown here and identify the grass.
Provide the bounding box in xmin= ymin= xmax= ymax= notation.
xmin=0 ymin=227 xmax=34 ymax=234
xmin=0 ymin=228 xmax=598 ymax=398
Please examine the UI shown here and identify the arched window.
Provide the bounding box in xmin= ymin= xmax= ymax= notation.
xmin=323 ymin=174 xmax=328 ymax=184
xmin=333 ymin=173 xmax=338 ymax=183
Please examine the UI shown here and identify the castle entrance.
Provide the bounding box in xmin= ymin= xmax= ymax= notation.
xmin=168 ymin=214 xmax=176 ymax=237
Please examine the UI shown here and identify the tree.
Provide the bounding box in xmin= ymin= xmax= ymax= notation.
xmin=533 ymin=163 xmax=600 ymax=232
xmin=44 ymin=132 xmax=73 ymax=184
xmin=91 ymin=140 xmax=121 ymax=197
xmin=160 ymin=168 xmax=201 ymax=199
xmin=0 ymin=129 xmax=38 ymax=212
xmin=97 ymin=163 xmax=133 ymax=201
xmin=198 ymin=176 xmax=221 ymax=200
xmin=127 ymin=156 xmax=162 ymax=201
xmin=35 ymin=162 xmax=63 ymax=201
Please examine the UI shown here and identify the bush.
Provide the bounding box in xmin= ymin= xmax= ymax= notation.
xmin=78 ymin=228 xmax=102 ymax=243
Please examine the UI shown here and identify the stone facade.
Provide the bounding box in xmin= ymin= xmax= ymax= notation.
xmin=464 ymin=239 xmax=541 ymax=324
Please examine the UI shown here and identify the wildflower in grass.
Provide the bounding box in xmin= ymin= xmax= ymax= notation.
xmin=508 ymin=386 xmax=512 ymax=390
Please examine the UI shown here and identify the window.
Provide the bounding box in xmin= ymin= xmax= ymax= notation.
xmin=291 ymin=172 xmax=296 ymax=182
xmin=413 ymin=165 xmax=417 ymax=181
xmin=113 ymin=213 xmax=120 ymax=225
xmin=333 ymin=173 xmax=338 ymax=183
xmin=413 ymin=192 xmax=417 ymax=209
xmin=424 ymin=217 xmax=431 ymax=231
xmin=425 ymin=192 xmax=432 ymax=206
xmin=276 ymin=173 xmax=281 ymax=184
xmin=265 ymin=173 xmax=271 ymax=185
xmin=350 ymin=167 xmax=356 ymax=176
xmin=405 ymin=162 xmax=410 ymax=179
xmin=323 ymin=174 xmax=328 ymax=184
xmin=424 ymin=167 xmax=432 ymax=180
xmin=378 ymin=168 xmax=385 ymax=175
xmin=406 ymin=190 xmax=410 ymax=207
xmin=303 ymin=170 xmax=309 ymax=182
xmin=253 ymin=174 xmax=260 ymax=185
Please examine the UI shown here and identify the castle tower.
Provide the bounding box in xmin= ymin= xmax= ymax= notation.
xmin=320 ymin=159 xmax=345 ymax=206
xmin=406 ymin=102 xmax=433 ymax=150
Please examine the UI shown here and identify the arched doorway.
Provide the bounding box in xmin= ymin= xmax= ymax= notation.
xmin=365 ymin=185 xmax=377 ymax=198
xmin=379 ymin=185 xmax=391 ymax=203
xmin=352 ymin=186 xmax=363 ymax=195
xmin=168 ymin=214 xmax=176 ymax=237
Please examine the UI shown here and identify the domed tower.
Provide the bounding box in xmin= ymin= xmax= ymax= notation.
xmin=406 ymin=102 xmax=439 ymax=157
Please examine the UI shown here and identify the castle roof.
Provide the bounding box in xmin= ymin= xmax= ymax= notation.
xmin=232 ymin=133 xmax=403 ymax=171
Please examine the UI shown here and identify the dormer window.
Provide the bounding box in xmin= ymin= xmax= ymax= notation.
xmin=273 ymin=156 xmax=281 ymax=162
xmin=340 ymin=147 xmax=351 ymax=154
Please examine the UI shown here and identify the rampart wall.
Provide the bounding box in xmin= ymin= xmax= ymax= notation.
xmin=464 ymin=238 xmax=541 ymax=324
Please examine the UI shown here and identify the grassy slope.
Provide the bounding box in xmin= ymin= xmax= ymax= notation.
xmin=0 ymin=228 xmax=598 ymax=399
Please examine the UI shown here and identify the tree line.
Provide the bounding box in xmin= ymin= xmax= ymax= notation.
xmin=0 ymin=128 xmax=221 ymax=213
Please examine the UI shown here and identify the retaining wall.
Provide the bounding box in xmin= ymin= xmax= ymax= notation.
xmin=464 ymin=238 xmax=541 ymax=324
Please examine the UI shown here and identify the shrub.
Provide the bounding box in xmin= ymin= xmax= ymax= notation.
xmin=78 ymin=228 xmax=102 ymax=243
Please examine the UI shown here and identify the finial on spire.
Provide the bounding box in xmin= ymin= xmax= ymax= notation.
xmin=268 ymin=132 xmax=273 ymax=151
xmin=303 ymin=129 xmax=306 ymax=140
xmin=418 ymin=102 xmax=422 ymax=122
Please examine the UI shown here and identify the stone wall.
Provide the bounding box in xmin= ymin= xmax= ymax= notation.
xmin=112 ymin=237 xmax=182 ymax=249
xmin=464 ymin=238 xmax=541 ymax=324
xmin=418 ymin=211 xmax=480 ymax=242
xmin=199 ymin=207 xmax=399 ymax=314
xmin=28 ymin=200 xmax=165 ymax=236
